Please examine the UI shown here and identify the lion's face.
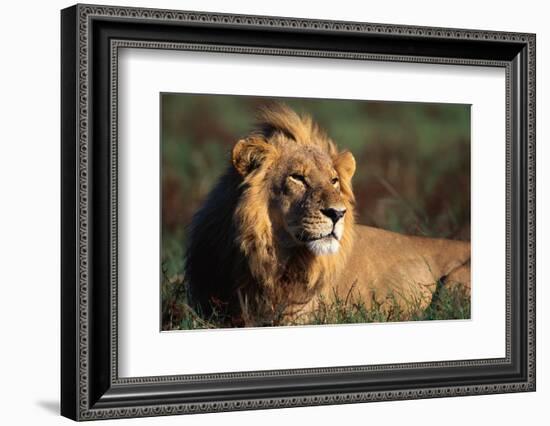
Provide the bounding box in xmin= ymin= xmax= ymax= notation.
xmin=232 ymin=132 xmax=356 ymax=257
xmin=269 ymin=144 xmax=351 ymax=255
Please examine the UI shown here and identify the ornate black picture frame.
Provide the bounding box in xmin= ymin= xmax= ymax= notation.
xmin=61 ymin=3 xmax=536 ymax=421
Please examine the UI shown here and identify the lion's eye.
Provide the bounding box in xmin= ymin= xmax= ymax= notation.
xmin=289 ymin=174 xmax=307 ymax=185
xmin=331 ymin=177 xmax=339 ymax=185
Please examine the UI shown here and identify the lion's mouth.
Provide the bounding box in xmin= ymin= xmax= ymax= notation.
xmin=296 ymin=231 xmax=338 ymax=243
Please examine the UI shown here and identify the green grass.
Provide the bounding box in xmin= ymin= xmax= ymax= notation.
xmin=161 ymin=248 xmax=470 ymax=331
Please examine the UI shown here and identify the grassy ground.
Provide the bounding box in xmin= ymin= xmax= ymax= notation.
xmin=161 ymin=256 xmax=471 ymax=331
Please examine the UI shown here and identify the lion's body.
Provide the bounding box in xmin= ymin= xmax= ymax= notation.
xmin=311 ymin=224 xmax=470 ymax=319
xmin=185 ymin=104 xmax=470 ymax=326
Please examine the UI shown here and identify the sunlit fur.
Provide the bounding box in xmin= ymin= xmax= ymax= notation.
xmin=305 ymin=237 xmax=340 ymax=255
xmin=185 ymin=103 xmax=357 ymax=326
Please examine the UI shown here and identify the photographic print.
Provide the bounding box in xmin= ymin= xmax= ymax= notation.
xmin=161 ymin=95 xmax=471 ymax=330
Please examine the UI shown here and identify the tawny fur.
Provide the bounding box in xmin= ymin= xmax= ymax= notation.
xmin=185 ymin=103 xmax=470 ymax=326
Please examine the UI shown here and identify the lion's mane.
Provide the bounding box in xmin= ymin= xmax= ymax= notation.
xmin=185 ymin=104 xmax=356 ymax=326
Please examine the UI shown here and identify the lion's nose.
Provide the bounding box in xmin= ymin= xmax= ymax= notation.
xmin=320 ymin=207 xmax=346 ymax=224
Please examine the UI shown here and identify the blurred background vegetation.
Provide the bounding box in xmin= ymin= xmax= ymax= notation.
xmin=161 ymin=94 xmax=471 ymax=330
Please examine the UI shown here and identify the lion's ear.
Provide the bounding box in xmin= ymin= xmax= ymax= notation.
xmin=334 ymin=151 xmax=356 ymax=181
xmin=232 ymin=137 xmax=276 ymax=176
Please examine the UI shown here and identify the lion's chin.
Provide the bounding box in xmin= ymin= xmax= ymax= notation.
xmin=305 ymin=237 xmax=340 ymax=256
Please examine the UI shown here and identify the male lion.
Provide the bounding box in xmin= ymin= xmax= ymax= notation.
xmin=185 ymin=103 xmax=470 ymax=326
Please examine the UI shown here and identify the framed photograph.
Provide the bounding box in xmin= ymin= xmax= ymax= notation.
xmin=61 ymin=3 xmax=536 ymax=421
